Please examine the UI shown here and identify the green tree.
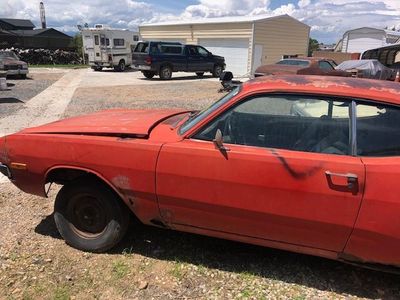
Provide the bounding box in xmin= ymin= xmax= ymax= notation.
xmin=308 ymin=38 xmax=320 ymax=56
xmin=72 ymin=32 xmax=83 ymax=56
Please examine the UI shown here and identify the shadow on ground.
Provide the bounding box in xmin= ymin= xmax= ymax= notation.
xmin=35 ymin=214 xmax=400 ymax=299
xmin=139 ymin=75 xmax=215 ymax=81
xmin=0 ymin=97 xmax=24 ymax=103
xmin=95 ymin=68 xmax=137 ymax=73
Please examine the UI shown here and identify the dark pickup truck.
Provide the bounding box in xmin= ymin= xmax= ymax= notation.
xmin=132 ymin=41 xmax=226 ymax=80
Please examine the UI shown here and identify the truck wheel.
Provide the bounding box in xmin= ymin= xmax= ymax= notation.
xmin=212 ymin=65 xmax=223 ymax=78
xmin=159 ymin=65 xmax=172 ymax=80
xmin=115 ymin=60 xmax=126 ymax=72
xmin=54 ymin=178 xmax=130 ymax=252
xmin=93 ymin=66 xmax=102 ymax=72
xmin=196 ymin=72 xmax=204 ymax=77
xmin=142 ymin=71 xmax=155 ymax=79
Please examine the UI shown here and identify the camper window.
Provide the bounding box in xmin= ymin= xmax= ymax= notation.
xmin=106 ymin=38 xmax=110 ymax=46
xmin=100 ymin=37 xmax=105 ymax=46
xmin=133 ymin=35 xmax=139 ymax=41
xmin=94 ymin=35 xmax=99 ymax=46
xmin=114 ymin=39 xmax=125 ymax=47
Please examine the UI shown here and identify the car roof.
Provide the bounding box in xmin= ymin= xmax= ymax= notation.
xmin=281 ymin=57 xmax=330 ymax=62
xmin=242 ymin=75 xmax=400 ymax=106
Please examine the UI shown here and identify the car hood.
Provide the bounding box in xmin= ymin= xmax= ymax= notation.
xmin=1 ymin=58 xmax=26 ymax=65
xmin=21 ymin=109 xmax=187 ymax=137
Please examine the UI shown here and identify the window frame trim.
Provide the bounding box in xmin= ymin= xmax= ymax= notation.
xmin=190 ymin=92 xmax=356 ymax=156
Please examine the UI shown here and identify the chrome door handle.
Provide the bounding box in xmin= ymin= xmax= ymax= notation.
xmin=325 ymin=171 xmax=358 ymax=191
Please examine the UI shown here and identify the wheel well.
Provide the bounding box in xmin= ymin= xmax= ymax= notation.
xmin=46 ymin=168 xmax=92 ymax=185
xmin=119 ymin=59 xmax=125 ymax=65
xmin=46 ymin=167 xmax=136 ymax=217
xmin=159 ymin=63 xmax=173 ymax=72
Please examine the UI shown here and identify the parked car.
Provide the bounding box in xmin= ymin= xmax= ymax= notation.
xmin=2 ymin=75 xmax=400 ymax=270
xmin=254 ymin=57 xmax=350 ymax=77
xmin=0 ymin=51 xmax=29 ymax=78
xmin=336 ymin=59 xmax=397 ymax=81
xmin=132 ymin=41 xmax=226 ymax=79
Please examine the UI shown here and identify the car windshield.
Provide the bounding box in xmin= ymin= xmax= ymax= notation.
xmin=276 ymin=59 xmax=309 ymax=66
xmin=0 ymin=51 xmax=18 ymax=60
xmin=179 ymin=86 xmax=241 ymax=135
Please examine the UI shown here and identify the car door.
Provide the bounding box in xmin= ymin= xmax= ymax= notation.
xmin=186 ymin=46 xmax=202 ymax=72
xmin=156 ymin=93 xmax=365 ymax=251
xmin=196 ymin=46 xmax=213 ymax=72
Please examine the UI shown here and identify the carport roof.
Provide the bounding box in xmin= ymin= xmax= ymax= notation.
xmin=141 ymin=14 xmax=308 ymax=28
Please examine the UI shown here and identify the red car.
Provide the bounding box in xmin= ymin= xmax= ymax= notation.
xmin=1 ymin=75 xmax=400 ymax=270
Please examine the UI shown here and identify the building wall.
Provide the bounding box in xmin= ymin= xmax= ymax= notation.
xmin=254 ymin=15 xmax=310 ymax=66
xmin=140 ymin=22 xmax=252 ymax=44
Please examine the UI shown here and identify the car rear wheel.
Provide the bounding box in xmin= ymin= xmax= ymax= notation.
xmin=142 ymin=71 xmax=155 ymax=79
xmin=54 ymin=178 xmax=130 ymax=252
xmin=159 ymin=65 xmax=172 ymax=80
xmin=212 ymin=65 xmax=223 ymax=78
xmin=196 ymin=72 xmax=204 ymax=77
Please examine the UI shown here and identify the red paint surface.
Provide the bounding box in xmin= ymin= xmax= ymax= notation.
xmin=2 ymin=75 xmax=400 ymax=267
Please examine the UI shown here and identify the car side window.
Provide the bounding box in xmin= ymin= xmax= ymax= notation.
xmin=197 ymin=47 xmax=209 ymax=57
xmin=193 ymin=94 xmax=350 ymax=155
xmin=188 ymin=46 xmax=198 ymax=56
xmin=356 ymin=102 xmax=400 ymax=156
xmin=319 ymin=61 xmax=334 ymax=70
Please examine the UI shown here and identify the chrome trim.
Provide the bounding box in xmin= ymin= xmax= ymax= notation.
xmin=0 ymin=163 xmax=11 ymax=178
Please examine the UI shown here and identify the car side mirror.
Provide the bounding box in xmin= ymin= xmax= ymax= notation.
xmin=213 ymin=129 xmax=230 ymax=152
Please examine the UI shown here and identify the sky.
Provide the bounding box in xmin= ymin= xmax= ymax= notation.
xmin=1 ymin=0 xmax=400 ymax=43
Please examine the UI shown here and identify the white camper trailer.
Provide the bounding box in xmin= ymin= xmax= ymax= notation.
xmin=82 ymin=25 xmax=140 ymax=71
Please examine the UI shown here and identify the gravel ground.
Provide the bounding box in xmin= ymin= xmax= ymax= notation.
xmin=1 ymin=71 xmax=400 ymax=299
xmin=0 ymin=73 xmax=64 ymax=119
xmin=64 ymin=80 xmax=223 ymax=118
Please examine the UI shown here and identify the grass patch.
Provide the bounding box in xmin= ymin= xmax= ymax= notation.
xmin=170 ymin=261 xmax=186 ymax=280
xmin=112 ymin=260 xmax=129 ymax=279
xmin=53 ymin=286 xmax=70 ymax=300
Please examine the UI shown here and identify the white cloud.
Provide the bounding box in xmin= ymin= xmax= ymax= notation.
xmin=1 ymin=0 xmax=400 ymax=42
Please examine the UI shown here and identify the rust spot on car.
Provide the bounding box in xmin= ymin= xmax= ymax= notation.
xmin=271 ymin=149 xmax=322 ymax=179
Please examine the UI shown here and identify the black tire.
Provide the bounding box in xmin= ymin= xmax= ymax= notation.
xmin=92 ymin=66 xmax=102 ymax=72
xmin=212 ymin=65 xmax=223 ymax=78
xmin=54 ymin=178 xmax=130 ymax=252
xmin=159 ymin=65 xmax=172 ymax=80
xmin=196 ymin=72 xmax=204 ymax=77
xmin=20 ymin=74 xmax=27 ymax=79
xmin=142 ymin=71 xmax=155 ymax=79
xmin=115 ymin=60 xmax=126 ymax=72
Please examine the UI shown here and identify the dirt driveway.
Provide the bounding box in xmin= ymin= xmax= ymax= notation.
xmin=1 ymin=68 xmax=400 ymax=300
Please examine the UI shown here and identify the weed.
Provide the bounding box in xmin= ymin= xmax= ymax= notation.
xmin=112 ymin=260 xmax=129 ymax=279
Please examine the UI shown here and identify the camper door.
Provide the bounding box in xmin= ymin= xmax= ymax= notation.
xmin=93 ymin=34 xmax=101 ymax=62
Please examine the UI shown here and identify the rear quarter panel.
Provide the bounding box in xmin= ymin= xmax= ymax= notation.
xmin=344 ymin=157 xmax=400 ymax=266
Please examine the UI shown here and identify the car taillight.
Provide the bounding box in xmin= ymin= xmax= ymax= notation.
xmin=145 ymin=56 xmax=152 ymax=65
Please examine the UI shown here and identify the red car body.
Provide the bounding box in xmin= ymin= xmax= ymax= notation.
xmin=1 ymin=75 xmax=400 ymax=269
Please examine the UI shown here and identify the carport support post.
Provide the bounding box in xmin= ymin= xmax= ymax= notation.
xmin=250 ymin=21 xmax=256 ymax=75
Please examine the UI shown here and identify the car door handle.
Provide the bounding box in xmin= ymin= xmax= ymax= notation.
xmin=325 ymin=171 xmax=358 ymax=192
